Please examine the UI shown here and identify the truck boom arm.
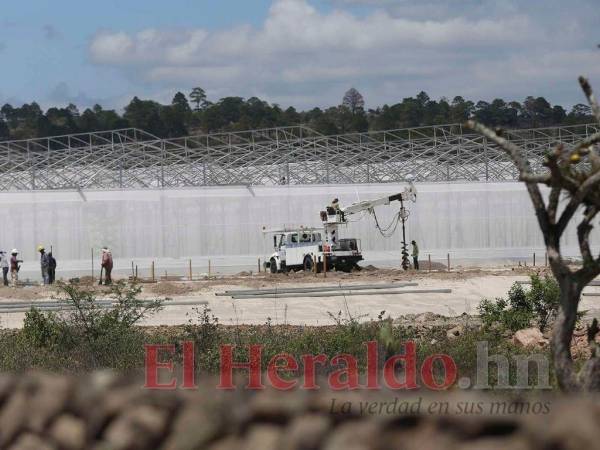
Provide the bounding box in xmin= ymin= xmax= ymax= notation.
xmin=341 ymin=181 xmax=417 ymax=217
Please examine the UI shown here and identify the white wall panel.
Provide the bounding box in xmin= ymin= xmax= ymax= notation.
xmin=0 ymin=182 xmax=596 ymax=270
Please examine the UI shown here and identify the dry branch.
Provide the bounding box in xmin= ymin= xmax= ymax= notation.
xmin=466 ymin=78 xmax=600 ymax=392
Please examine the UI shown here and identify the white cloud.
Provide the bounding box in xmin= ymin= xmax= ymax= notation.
xmin=88 ymin=0 xmax=600 ymax=109
xmin=47 ymin=82 xmax=104 ymax=109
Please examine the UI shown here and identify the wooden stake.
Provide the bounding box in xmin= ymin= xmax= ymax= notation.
xmin=189 ymin=259 xmax=192 ymax=281
xmin=533 ymin=252 xmax=536 ymax=267
xmin=208 ymin=259 xmax=211 ymax=278
xmin=135 ymin=265 xmax=138 ymax=280
xmin=447 ymin=253 xmax=451 ymax=272
xmin=258 ymin=258 xmax=261 ymax=273
xmin=131 ymin=261 xmax=134 ymax=278
xmin=428 ymin=254 xmax=431 ymax=272
xmin=151 ymin=261 xmax=155 ymax=282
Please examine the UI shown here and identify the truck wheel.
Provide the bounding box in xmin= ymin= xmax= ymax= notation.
xmin=303 ymin=256 xmax=314 ymax=272
xmin=338 ymin=263 xmax=353 ymax=273
xmin=270 ymin=258 xmax=278 ymax=274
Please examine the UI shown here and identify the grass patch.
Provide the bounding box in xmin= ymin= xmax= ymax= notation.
xmin=0 ymin=283 xmax=557 ymax=389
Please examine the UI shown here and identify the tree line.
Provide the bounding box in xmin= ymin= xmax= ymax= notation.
xmin=0 ymin=87 xmax=595 ymax=141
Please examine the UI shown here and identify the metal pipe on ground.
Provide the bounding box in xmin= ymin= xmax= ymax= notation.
xmin=216 ymin=282 xmax=419 ymax=297
xmin=0 ymin=301 xmax=113 ymax=309
xmin=0 ymin=299 xmax=209 ymax=313
xmin=231 ymin=288 xmax=452 ymax=300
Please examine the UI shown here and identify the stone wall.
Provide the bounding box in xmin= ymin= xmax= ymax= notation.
xmin=0 ymin=372 xmax=597 ymax=450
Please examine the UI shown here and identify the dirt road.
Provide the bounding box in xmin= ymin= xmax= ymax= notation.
xmin=0 ymin=267 xmax=597 ymax=327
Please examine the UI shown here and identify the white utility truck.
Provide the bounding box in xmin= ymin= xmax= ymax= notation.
xmin=263 ymin=227 xmax=342 ymax=273
xmin=263 ymin=180 xmax=417 ymax=273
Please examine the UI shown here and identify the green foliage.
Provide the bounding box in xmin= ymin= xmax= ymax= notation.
xmin=479 ymin=274 xmax=560 ymax=332
xmin=1 ymin=88 xmax=594 ymax=141
xmin=0 ymin=303 xmax=558 ymax=388
xmin=17 ymin=281 xmax=163 ymax=370
xmin=22 ymin=308 xmax=73 ymax=350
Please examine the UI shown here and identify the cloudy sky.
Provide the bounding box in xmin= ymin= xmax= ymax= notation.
xmin=1 ymin=0 xmax=599 ymax=111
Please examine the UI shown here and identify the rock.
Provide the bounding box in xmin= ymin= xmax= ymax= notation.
xmin=323 ymin=421 xmax=380 ymax=450
xmin=0 ymin=375 xmax=16 ymax=403
xmin=206 ymin=437 xmax=244 ymax=450
xmin=458 ymin=436 xmax=531 ymax=450
xmin=415 ymin=312 xmax=439 ymax=324
xmin=0 ymin=389 xmax=29 ymax=447
xmin=283 ymin=414 xmax=331 ymax=450
xmin=512 ymin=328 xmax=549 ymax=349
xmin=49 ymin=415 xmax=87 ymax=450
xmin=160 ymin=404 xmax=224 ymax=450
xmin=161 ymin=398 xmax=225 ymax=450
xmin=542 ymin=329 xmax=553 ymax=339
xmin=534 ymin=400 xmax=600 ymax=450
xmin=104 ymin=405 xmax=170 ymax=449
xmin=447 ymin=325 xmax=464 ymax=340
xmin=7 ymin=433 xmax=56 ymax=450
xmin=244 ymin=391 xmax=309 ymax=426
xmin=26 ymin=374 xmax=73 ymax=432
xmin=243 ymin=425 xmax=282 ymax=450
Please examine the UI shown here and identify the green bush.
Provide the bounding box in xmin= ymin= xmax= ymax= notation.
xmin=479 ymin=274 xmax=559 ymax=332
xmin=19 ymin=281 xmax=164 ymax=370
xmin=22 ymin=308 xmax=74 ymax=350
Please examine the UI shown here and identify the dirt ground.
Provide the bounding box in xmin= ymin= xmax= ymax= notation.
xmin=2 ymin=265 xmax=595 ymax=328
xmin=0 ymin=265 xmax=551 ymax=301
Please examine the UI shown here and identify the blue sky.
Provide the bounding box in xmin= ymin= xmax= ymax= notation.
xmin=1 ymin=0 xmax=599 ymax=111
xmin=0 ymin=0 xmax=275 ymax=106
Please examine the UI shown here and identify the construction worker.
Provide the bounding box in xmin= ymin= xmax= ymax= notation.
xmin=0 ymin=251 xmax=8 ymax=286
xmin=10 ymin=249 xmax=22 ymax=288
xmin=101 ymin=247 xmax=113 ymax=285
xmin=38 ymin=245 xmax=50 ymax=285
xmin=331 ymin=198 xmax=340 ymax=212
xmin=330 ymin=198 xmax=345 ymax=221
xmin=411 ymin=240 xmax=420 ymax=270
xmin=48 ymin=251 xmax=57 ymax=284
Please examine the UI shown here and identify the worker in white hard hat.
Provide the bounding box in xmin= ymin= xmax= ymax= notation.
xmin=10 ymin=249 xmax=22 ymax=288
xmin=38 ymin=245 xmax=50 ymax=285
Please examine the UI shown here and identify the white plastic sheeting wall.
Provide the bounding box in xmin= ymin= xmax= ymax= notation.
xmin=0 ymin=182 xmax=597 ymax=271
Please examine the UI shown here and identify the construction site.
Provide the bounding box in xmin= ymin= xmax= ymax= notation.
xmin=3 ymin=0 xmax=600 ymax=446
xmin=0 ymin=122 xmax=599 ymax=327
